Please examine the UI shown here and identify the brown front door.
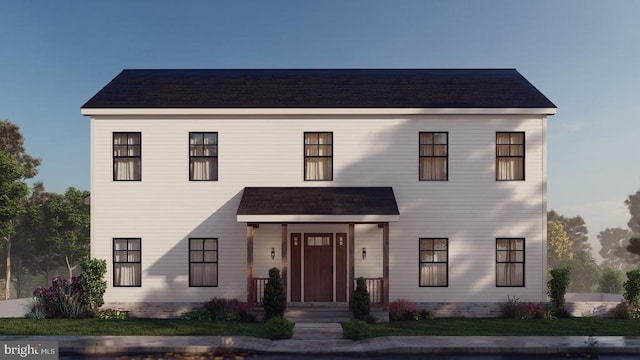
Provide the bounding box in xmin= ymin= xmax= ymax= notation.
xmin=304 ymin=233 xmax=333 ymax=302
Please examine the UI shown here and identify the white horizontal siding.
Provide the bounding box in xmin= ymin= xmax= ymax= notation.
xmin=91 ymin=114 xmax=547 ymax=304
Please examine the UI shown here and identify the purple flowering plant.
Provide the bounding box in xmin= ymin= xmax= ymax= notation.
xmin=31 ymin=275 xmax=89 ymax=318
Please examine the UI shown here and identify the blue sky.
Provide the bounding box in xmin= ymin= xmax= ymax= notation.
xmin=1 ymin=1 xmax=639 ymax=256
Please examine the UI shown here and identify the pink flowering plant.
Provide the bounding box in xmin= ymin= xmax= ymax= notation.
xmin=522 ymin=302 xmax=554 ymax=320
xmin=389 ymin=299 xmax=418 ymax=321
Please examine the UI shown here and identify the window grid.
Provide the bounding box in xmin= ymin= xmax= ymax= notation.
xmin=189 ymin=238 xmax=218 ymax=287
xmin=419 ymin=132 xmax=448 ymax=181
xmin=496 ymin=238 xmax=525 ymax=287
xmin=113 ymin=132 xmax=141 ymax=181
xmin=496 ymin=132 xmax=525 ymax=181
xmin=419 ymin=238 xmax=448 ymax=287
xmin=112 ymin=238 xmax=141 ymax=287
xmin=189 ymin=132 xmax=218 ymax=181
xmin=304 ymin=132 xmax=333 ymax=181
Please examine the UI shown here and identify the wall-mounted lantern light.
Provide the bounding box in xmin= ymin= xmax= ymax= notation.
xmin=362 ymin=247 xmax=367 ymax=260
xmin=271 ymin=248 xmax=275 ymax=260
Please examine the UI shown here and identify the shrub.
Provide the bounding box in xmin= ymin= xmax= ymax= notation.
xmin=263 ymin=267 xmax=286 ymax=320
xmin=623 ymin=270 xmax=640 ymax=308
xmin=24 ymin=298 xmax=47 ymax=319
xmin=265 ymin=317 xmax=294 ymax=340
xmin=548 ymin=267 xmax=571 ymax=310
xmin=599 ymin=267 xmax=624 ymax=294
xmin=99 ymin=308 xmax=129 ymax=320
xmin=613 ymin=301 xmax=634 ymax=319
xmin=80 ymin=258 xmax=107 ymax=316
xmin=343 ymin=319 xmax=370 ymax=340
xmin=204 ymin=298 xmax=249 ymax=321
xmin=389 ymin=299 xmax=417 ymax=321
xmin=352 ymin=277 xmax=371 ymax=320
xmin=554 ymin=307 xmax=572 ymax=319
xmin=501 ymin=296 xmax=524 ymax=319
xmin=419 ymin=309 xmax=434 ymax=320
xmin=32 ymin=276 xmax=88 ymax=319
xmin=181 ymin=308 xmax=212 ymax=321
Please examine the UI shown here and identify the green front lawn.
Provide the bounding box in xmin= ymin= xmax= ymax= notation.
xmin=0 ymin=318 xmax=267 ymax=337
xmin=1 ymin=317 xmax=638 ymax=337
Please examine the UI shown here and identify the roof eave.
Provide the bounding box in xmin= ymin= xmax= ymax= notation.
xmin=81 ymin=107 xmax=557 ymax=116
xmin=237 ymin=214 xmax=400 ymax=223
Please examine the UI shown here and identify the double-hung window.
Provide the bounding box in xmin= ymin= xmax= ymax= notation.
xmin=496 ymin=132 xmax=524 ymax=180
xmin=419 ymin=132 xmax=448 ymax=180
xmin=113 ymin=238 xmax=141 ymax=287
xmin=419 ymin=238 xmax=448 ymax=286
xmin=189 ymin=238 xmax=218 ymax=287
xmin=113 ymin=132 xmax=141 ymax=181
xmin=304 ymin=132 xmax=333 ymax=181
xmin=496 ymin=238 xmax=524 ymax=287
xmin=189 ymin=132 xmax=218 ymax=181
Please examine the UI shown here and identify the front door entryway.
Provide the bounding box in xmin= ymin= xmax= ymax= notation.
xmin=304 ymin=233 xmax=333 ymax=302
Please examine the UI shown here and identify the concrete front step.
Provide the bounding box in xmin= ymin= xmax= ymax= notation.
xmin=292 ymin=322 xmax=344 ymax=340
xmin=285 ymin=308 xmax=353 ymax=323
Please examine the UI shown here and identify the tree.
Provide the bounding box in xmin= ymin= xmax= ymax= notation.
xmin=548 ymin=210 xmax=590 ymax=253
xmin=14 ymin=182 xmax=61 ymax=291
xmin=567 ymin=249 xmax=600 ymax=293
xmin=625 ymin=191 xmax=640 ymax=234
xmin=1 ymin=120 xmax=41 ymax=299
xmin=42 ymin=188 xmax=90 ymax=281
xmin=0 ymin=151 xmax=29 ymax=299
xmin=599 ymin=267 xmax=624 ymax=294
xmin=624 ymin=191 xmax=640 ymax=265
xmin=598 ymin=227 xmax=636 ymax=271
xmin=547 ymin=220 xmax=573 ymax=268
xmin=548 ymin=210 xmax=599 ymax=292
xmin=0 ymin=120 xmax=41 ymax=179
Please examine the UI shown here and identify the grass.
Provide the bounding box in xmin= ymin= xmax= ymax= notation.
xmin=2 ymin=317 xmax=640 ymax=338
xmin=369 ymin=318 xmax=640 ymax=337
xmin=0 ymin=318 xmax=267 ymax=337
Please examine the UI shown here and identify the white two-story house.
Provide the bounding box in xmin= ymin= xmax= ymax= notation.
xmin=81 ymin=69 xmax=556 ymax=317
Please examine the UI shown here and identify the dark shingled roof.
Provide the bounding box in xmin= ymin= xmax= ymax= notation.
xmin=82 ymin=69 xmax=556 ymax=109
xmin=237 ymin=187 xmax=399 ymax=216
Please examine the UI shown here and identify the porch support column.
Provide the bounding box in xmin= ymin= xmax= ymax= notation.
xmin=281 ymin=223 xmax=288 ymax=308
xmin=247 ymin=224 xmax=254 ymax=311
xmin=348 ymin=223 xmax=355 ymax=307
xmin=382 ymin=222 xmax=390 ymax=311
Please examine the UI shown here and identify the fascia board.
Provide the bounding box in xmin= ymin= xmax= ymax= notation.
xmin=81 ymin=107 xmax=557 ymax=116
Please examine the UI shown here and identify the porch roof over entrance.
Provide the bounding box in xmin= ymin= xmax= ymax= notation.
xmin=236 ymin=187 xmax=400 ymax=223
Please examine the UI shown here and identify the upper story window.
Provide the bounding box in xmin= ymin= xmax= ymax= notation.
xmin=496 ymin=132 xmax=525 ymax=181
xmin=419 ymin=132 xmax=448 ymax=181
xmin=496 ymin=238 xmax=524 ymax=287
xmin=189 ymin=132 xmax=218 ymax=181
xmin=419 ymin=238 xmax=448 ymax=286
xmin=304 ymin=132 xmax=333 ymax=181
xmin=113 ymin=132 xmax=141 ymax=181
xmin=113 ymin=238 xmax=141 ymax=287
